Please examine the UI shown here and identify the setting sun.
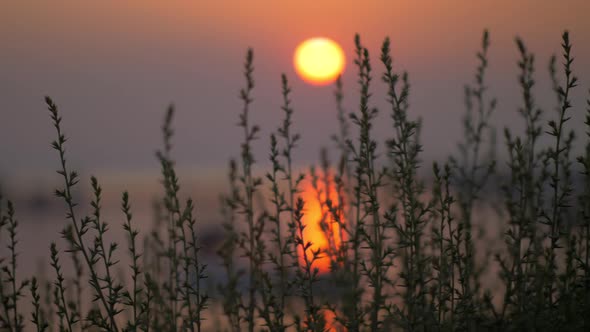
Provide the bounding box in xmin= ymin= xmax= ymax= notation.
xmin=298 ymin=170 xmax=345 ymax=273
xmin=294 ymin=37 xmax=345 ymax=85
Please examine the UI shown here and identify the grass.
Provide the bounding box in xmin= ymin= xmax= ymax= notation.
xmin=0 ymin=29 xmax=589 ymax=331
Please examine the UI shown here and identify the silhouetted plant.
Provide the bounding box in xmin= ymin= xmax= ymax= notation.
xmin=30 ymin=277 xmax=48 ymax=332
xmin=576 ymin=90 xmax=590 ymax=330
xmin=349 ymin=34 xmax=393 ymax=331
xmin=292 ymin=197 xmax=324 ymax=332
xmin=217 ymin=159 xmax=243 ymax=332
xmin=49 ymin=243 xmax=75 ymax=332
xmin=0 ymin=198 xmax=29 ymax=332
xmin=155 ymin=105 xmax=209 ymax=331
xmin=47 ymin=97 xmax=121 ymax=331
xmin=430 ymin=162 xmax=456 ymax=331
xmin=121 ymin=191 xmax=142 ymax=331
xmin=449 ymin=29 xmax=497 ymax=330
xmin=381 ymin=35 xmax=432 ymax=330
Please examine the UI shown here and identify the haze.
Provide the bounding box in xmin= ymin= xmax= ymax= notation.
xmin=2 ymin=0 xmax=590 ymax=178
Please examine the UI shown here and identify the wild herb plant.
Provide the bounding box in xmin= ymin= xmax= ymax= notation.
xmin=266 ymin=130 xmax=288 ymax=332
xmin=331 ymin=35 xmax=374 ymax=332
xmin=430 ymin=162 xmax=455 ymax=331
xmin=448 ymin=30 xmax=497 ymax=330
xmin=544 ymin=31 xmax=579 ymax=330
xmin=49 ymin=242 xmax=76 ymax=332
xmin=41 ymin=277 xmax=54 ymax=332
xmin=221 ymin=48 xmax=266 ymax=332
xmin=155 ymin=105 xmax=209 ymax=331
xmin=326 ymin=75 xmax=365 ymax=332
xmin=275 ymin=73 xmax=306 ymax=331
xmin=276 ymin=74 xmax=305 ymax=254
xmin=47 ymin=97 xmax=122 ymax=331
xmin=263 ymin=73 xmax=305 ymax=331
xmin=292 ymin=196 xmax=325 ymax=332
xmin=155 ymin=106 xmax=182 ymax=330
xmin=451 ymin=29 xmax=497 ymax=251
xmin=347 ymin=35 xmax=393 ymax=331
xmin=576 ymin=91 xmax=590 ymax=329
xmin=121 ymin=191 xmax=142 ymax=331
xmin=30 ymin=277 xmax=49 ymax=332
xmin=67 ymin=232 xmax=84 ymax=328
xmin=0 ymin=198 xmax=29 ymax=332
xmin=311 ymin=150 xmax=344 ymax=268
xmin=542 ymin=31 xmax=577 ymax=314
xmin=44 ymin=97 xmax=208 ymax=332
xmin=381 ymin=35 xmax=432 ymax=330
xmin=496 ymin=36 xmax=544 ymax=329
xmin=237 ymin=49 xmax=265 ymax=332
xmin=330 ymin=76 xmax=354 ymax=269
xmin=217 ymin=159 xmax=243 ymax=332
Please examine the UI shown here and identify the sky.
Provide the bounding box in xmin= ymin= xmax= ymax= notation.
xmin=2 ymin=0 xmax=590 ymax=180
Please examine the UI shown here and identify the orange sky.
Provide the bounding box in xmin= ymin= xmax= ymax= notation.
xmin=4 ymin=1 xmax=589 ymax=65
xmin=1 ymin=1 xmax=590 ymax=174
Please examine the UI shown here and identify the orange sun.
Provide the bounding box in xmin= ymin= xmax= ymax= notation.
xmin=298 ymin=170 xmax=345 ymax=273
xmin=294 ymin=37 xmax=345 ymax=85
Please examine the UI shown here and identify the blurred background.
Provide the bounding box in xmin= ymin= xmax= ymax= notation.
xmin=1 ymin=0 xmax=590 ymax=278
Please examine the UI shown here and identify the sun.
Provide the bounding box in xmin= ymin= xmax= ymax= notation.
xmin=294 ymin=37 xmax=345 ymax=85
xmin=298 ymin=169 xmax=345 ymax=274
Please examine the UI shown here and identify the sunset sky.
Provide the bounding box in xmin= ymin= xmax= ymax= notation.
xmin=2 ymin=0 xmax=590 ymax=178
